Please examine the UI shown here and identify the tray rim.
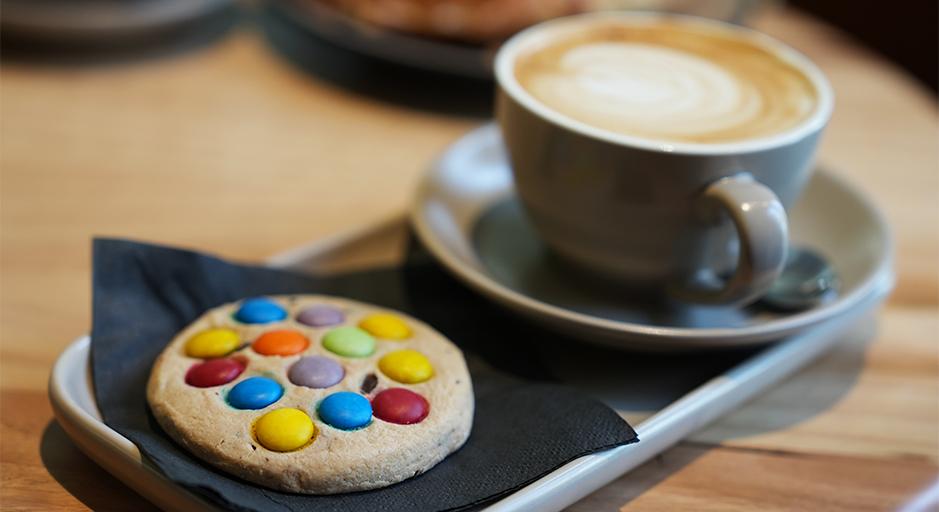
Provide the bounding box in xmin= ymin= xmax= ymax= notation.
xmin=48 ymin=224 xmax=892 ymax=511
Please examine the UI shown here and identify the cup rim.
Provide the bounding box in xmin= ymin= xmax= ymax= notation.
xmin=495 ymin=12 xmax=835 ymax=155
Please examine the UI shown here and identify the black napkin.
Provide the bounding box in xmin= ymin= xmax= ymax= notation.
xmin=91 ymin=238 xmax=638 ymax=512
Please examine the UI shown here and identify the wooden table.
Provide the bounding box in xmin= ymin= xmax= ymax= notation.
xmin=2 ymin=5 xmax=936 ymax=511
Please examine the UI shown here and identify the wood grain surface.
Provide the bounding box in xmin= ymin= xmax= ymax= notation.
xmin=1 ymin=4 xmax=937 ymax=511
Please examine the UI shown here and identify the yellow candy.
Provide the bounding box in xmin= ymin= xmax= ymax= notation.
xmin=358 ymin=313 xmax=412 ymax=340
xmin=254 ymin=408 xmax=316 ymax=452
xmin=185 ymin=328 xmax=240 ymax=358
xmin=378 ymin=349 xmax=433 ymax=384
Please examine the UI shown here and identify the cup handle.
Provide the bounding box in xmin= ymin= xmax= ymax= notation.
xmin=677 ymin=173 xmax=788 ymax=305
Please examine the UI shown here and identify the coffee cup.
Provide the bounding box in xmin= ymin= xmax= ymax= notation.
xmin=495 ymin=13 xmax=833 ymax=305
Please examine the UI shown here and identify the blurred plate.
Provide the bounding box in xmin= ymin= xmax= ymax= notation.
xmin=274 ymin=0 xmax=493 ymax=79
xmin=1 ymin=0 xmax=234 ymax=42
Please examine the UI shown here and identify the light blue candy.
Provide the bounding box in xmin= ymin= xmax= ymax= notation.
xmin=227 ymin=376 xmax=283 ymax=410
xmin=317 ymin=391 xmax=372 ymax=430
xmin=234 ymin=298 xmax=287 ymax=324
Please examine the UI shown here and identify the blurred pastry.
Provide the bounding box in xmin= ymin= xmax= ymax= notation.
xmin=313 ymin=0 xmax=588 ymax=43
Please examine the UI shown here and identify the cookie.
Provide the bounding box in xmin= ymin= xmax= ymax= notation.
xmin=147 ymin=295 xmax=474 ymax=494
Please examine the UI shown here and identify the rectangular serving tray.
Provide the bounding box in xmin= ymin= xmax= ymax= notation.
xmin=49 ymin=221 xmax=892 ymax=511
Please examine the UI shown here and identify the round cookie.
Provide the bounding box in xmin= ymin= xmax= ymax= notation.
xmin=147 ymin=295 xmax=473 ymax=494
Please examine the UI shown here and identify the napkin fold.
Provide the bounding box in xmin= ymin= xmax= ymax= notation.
xmin=91 ymin=238 xmax=638 ymax=512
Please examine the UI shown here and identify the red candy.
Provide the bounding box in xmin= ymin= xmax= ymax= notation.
xmin=371 ymin=388 xmax=429 ymax=425
xmin=185 ymin=358 xmax=245 ymax=388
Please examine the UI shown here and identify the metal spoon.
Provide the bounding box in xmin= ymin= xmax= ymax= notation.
xmin=760 ymin=247 xmax=840 ymax=311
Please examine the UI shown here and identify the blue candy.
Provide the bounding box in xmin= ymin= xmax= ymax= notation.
xmin=234 ymin=298 xmax=287 ymax=324
xmin=317 ymin=391 xmax=372 ymax=430
xmin=227 ymin=376 xmax=283 ymax=410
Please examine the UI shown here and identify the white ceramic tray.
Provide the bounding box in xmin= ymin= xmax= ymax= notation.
xmin=49 ymin=224 xmax=893 ymax=511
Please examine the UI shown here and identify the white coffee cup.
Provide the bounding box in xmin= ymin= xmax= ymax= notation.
xmin=495 ymin=13 xmax=833 ymax=305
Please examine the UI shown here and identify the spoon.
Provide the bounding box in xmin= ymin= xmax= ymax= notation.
xmin=760 ymin=247 xmax=840 ymax=311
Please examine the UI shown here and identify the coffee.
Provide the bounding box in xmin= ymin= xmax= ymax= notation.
xmin=513 ymin=20 xmax=819 ymax=144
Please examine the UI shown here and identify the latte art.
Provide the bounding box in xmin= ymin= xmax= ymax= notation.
xmin=514 ymin=23 xmax=819 ymax=144
xmin=540 ymin=43 xmax=763 ymax=139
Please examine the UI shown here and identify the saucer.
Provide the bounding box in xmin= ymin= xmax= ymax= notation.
xmin=410 ymin=124 xmax=894 ymax=350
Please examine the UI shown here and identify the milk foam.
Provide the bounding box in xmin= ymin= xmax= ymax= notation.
xmin=515 ymin=25 xmax=818 ymax=144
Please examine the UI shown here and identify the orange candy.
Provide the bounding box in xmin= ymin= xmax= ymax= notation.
xmin=253 ymin=330 xmax=309 ymax=356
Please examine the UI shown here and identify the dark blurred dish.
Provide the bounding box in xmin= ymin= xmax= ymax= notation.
xmin=276 ymin=0 xmax=497 ymax=79
xmin=1 ymin=0 xmax=234 ymax=43
xmin=277 ymin=0 xmax=759 ymax=79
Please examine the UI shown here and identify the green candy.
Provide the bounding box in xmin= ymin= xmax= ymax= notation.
xmin=322 ymin=327 xmax=376 ymax=358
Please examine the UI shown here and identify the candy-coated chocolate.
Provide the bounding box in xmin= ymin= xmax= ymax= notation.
xmin=378 ymin=349 xmax=434 ymax=384
xmin=322 ymin=327 xmax=376 ymax=358
xmin=227 ymin=376 xmax=283 ymax=410
xmin=372 ymin=388 xmax=429 ymax=425
xmin=234 ymin=298 xmax=287 ymax=324
xmin=296 ymin=305 xmax=344 ymax=327
xmin=288 ymin=356 xmax=344 ymax=388
xmin=253 ymin=329 xmax=309 ymax=356
xmin=185 ymin=358 xmax=245 ymax=387
xmin=255 ymin=408 xmax=316 ymax=452
xmin=358 ymin=313 xmax=411 ymax=339
xmin=185 ymin=328 xmax=240 ymax=358
xmin=317 ymin=391 xmax=372 ymax=430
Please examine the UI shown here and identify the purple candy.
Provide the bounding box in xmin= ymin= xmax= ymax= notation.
xmin=288 ymin=356 xmax=344 ymax=389
xmin=296 ymin=305 xmax=344 ymax=327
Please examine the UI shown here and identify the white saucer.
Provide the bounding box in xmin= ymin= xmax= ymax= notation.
xmin=410 ymin=124 xmax=894 ymax=350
